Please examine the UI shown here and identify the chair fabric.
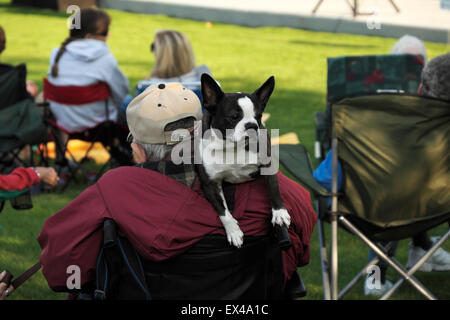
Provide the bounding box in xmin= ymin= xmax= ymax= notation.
xmin=332 ymin=94 xmax=450 ymax=240
xmin=327 ymin=54 xmax=424 ymax=105
xmin=43 ymin=78 xmax=110 ymax=105
xmin=317 ymin=54 xmax=425 ymax=156
xmin=0 ymin=189 xmax=28 ymax=201
xmin=277 ymin=144 xmax=330 ymax=197
xmin=0 ymin=64 xmax=46 ymax=154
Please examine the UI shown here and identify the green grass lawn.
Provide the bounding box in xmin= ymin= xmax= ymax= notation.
xmin=0 ymin=0 xmax=449 ymax=300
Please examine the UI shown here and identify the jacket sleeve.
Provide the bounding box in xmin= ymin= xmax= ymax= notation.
xmin=103 ymin=54 xmax=129 ymax=109
xmin=37 ymin=184 xmax=111 ymax=292
xmin=0 ymin=167 xmax=40 ymax=191
xmin=278 ymin=172 xmax=318 ymax=279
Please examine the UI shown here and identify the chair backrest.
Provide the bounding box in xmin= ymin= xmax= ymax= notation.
xmin=316 ymin=54 xmax=426 ymax=160
xmin=332 ymin=94 xmax=450 ymax=240
xmin=0 ymin=65 xmax=46 ymax=153
xmin=0 ymin=64 xmax=28 ymax=109
xmin=327 ymin=53 xmax=424 ymax=106
xmin=43 ymin=78 xmax=110 ymax=105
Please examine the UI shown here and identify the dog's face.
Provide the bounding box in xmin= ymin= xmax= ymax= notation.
xmin=201 ymin=74 xmax=275 ymax=142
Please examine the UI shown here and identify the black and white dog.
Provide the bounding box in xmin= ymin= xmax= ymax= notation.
xmin=196 ymin=74 xmax=291 ymax=248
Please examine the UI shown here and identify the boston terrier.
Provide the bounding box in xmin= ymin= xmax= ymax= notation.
xmin=196 ymin=73 xmax=291 ymax=248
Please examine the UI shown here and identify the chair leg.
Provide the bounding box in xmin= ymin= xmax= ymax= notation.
xmin=380 ymin=229 xmax=450 ymax=300
xmin=317 ymin=211 xmax=331 ymax=300
xmin=339 ymin=216 xmax=437 ymax=300
xmin=330 ymin=214 xmax=339 ymax=300
xmin=330 ymin=137 xmax=339 ymax=300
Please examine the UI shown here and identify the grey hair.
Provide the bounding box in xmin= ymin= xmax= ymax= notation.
xmin=133 ymin=138 xmax=174 ymax=161
xmin=421 ymin=53 xmax=450 ymax=101
xmin=391 ymin=35 xmax=428 ymax=63
xmin=132 ymin=116 xmax=196 ymax=161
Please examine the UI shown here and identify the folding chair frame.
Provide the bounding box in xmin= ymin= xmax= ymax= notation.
xmin=40 ymin=80 xmax=124 ymax=191
xmin=316 ymin=136 xmax=450 ymax=300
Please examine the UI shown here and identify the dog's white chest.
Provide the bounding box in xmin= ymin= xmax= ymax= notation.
xmin=200 ymin=137 xmax=260 ymax=183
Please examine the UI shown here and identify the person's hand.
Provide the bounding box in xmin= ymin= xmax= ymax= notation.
xmin=0 ymin=271 xmax=14 ymax=300
xmin=26 ymin=80 xmax=39 ymax=98
xmin=35 ymin=167 xmax=59 ymax=187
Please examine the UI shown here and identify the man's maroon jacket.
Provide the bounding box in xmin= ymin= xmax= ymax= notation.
xmin=37 ymin=166 xmax=317 ymax=292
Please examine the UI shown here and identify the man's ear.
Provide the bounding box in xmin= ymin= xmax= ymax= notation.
xmin=201 ymin=73 xmax=224 ymax=114
xmin=131 ymin=142 xmax=147 ymax=163
xmin=253 ymin=76 xmax=275 ymax=111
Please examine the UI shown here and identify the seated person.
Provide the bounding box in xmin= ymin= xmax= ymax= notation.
xmin=313 ymin=52 xmax=450 ymax=297
xmin=148 ymin=29 xmax=212 ymax=83
xmin=120 ymin=29 xmax=213 ymax=120
xmin=0 ymin=83 xmax=317 ymax=299
xmin=47 ymin=9 xmax=129 ymax=164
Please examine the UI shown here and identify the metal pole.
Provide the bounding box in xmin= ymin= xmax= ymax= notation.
xmin=330 ymin=137 xmax=339 ymax=299
xmin=381 ymin=229 xmax=450 ymax=300
xmin=317 ymin=208 xmax=331 ymax=300
xmin=339 ymin=216 xmax=437 ymax=300
xmin=312 ymin=0 xmax=325 ymax=14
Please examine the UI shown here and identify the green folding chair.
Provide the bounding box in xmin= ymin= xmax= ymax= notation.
xmin=0 ymin=63 xmax=47 ymax=172
xmin=278 ymin=94 xmax=450 ymax=300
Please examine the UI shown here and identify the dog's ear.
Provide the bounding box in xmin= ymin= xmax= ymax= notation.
xmin=201 ymin=73 xmax=224 ymax=114
xmin=253 ymin=76 xmax=275 ymax=110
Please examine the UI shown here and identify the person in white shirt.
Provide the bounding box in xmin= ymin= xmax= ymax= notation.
xmin=47 ymin=8 xmax=130 ymax=165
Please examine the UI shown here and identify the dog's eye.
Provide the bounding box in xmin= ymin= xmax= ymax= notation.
xmin=229 ymin=114 xmax=240 ymax=121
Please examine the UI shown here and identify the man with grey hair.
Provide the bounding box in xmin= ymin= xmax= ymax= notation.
xmin=1 ymin=82 xmax=317 ymax=300
xmin=419 ymin=53 xmax=450 ymax=101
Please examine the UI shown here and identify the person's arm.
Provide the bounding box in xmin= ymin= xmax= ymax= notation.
xmin=0 ymin=167 xmax=40 ymax=191
xmin=103 ymin=55 xmax=129 ymax=109
xmin=278 ymin=172 xmax=318 ymax=269
xmin=0 ymin=167 xmax=59 ymax=191
xmin=37 ymin=184 xmax=111 ymax=292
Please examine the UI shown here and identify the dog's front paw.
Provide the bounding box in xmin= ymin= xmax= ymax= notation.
xmin=220 ymin=214 xmax=244 ymax=248
xmin=272 ymin=208 xmax=291 ymax=228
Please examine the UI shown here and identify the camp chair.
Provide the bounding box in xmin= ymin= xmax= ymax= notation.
xmin=278 ymin=93 xmax=450 ymax=300
xmin=315 ymin=53 xmax=424 ymax=161
xmin=42 ymin=78 xmax=130 ymax=190
xmin=0 ymin=64 xmax=47 ymax=173
xmin=75 ymin=219 xmax=306 ymax=300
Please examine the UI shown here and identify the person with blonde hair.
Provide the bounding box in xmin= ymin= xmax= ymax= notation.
xmin=119 ymin=29 xmax=212 ymax=122
xmin=148 ymin=29 xmax=212 ymax=82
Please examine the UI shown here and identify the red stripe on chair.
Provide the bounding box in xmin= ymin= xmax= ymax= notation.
xmin=43 ymin=78 xmax=110 ymax=105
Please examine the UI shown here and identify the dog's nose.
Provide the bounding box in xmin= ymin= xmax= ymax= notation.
xmin=244 ymin=123 xmax=259 ymax=131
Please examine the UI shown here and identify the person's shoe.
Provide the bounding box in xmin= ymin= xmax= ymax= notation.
xmin=364 ymin=275 xmax=393 ymax=297
xmin=406 ymin=239 xmax=450 ymax=272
